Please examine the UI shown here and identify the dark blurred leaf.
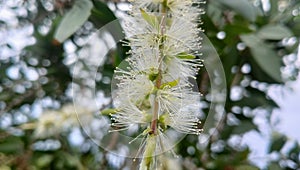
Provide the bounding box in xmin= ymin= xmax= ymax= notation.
xmin=269 ymin=0 xmax=278 ymax=17
xmin=221 ymin=46 xmax=239 ymax=87
xmin=232 ymin=120 xmax=256 ymax=134
xmin=26 ymin=16 xmax=72 ymax=100
xmin=207 ymin=2 xmax=223 ymax=26
xmin=236 ymin=165 xmax=259 ymax=170
xmin=90 ymin=1 xmax=126 ymax=62
xmin=223 ymin=24 xmax=252 ymax=35
xmin=36 ymin=154 xmax=53 ymax=168
xmin=291 ymin=18 xmax=300 ymax=36
xmin=240 ymin=34 xmax=282 ymax=82
xmin=213 ymin=149 xmax=251 ymax=169
xmin=258 ymin=24 xmax=293 ymax=40
xmin=232 ymin=148 xmax=250 ymax=163
xmin=90 ymin=1 xmax=117 ymax=28
xmin=202 ymin=12 xmax=219 ymax=34
xmin=287 ymin=143 xmax=300 ymax=155
xmin=54 ymin=0 xmax=93 ymax=42
xmin=0 ymin=93 xmax=10 ymax=101
xmin=249 ymin=57 xmax=282 ymax=83
xmin=287 ymin=142 xmax=300 ymax=163
xmin=216 ymin=0 xmax=257 ymax=21
xmin=0 ymin=136 xmax=23 ymax=154
xmin=63 ymin=152 xmax=80 ymax=167
xmin=268 ymin=163 xmax=282 ymax=170
xmin=269 ymin=134 xmax=287 ymax=152
xmin=233 ymin=87 xmax=278 ymax=108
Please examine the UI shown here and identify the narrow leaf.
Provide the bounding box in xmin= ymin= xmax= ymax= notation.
xmin=268 ymin=163 xmax=282 ymax=170
xmin=216 ymin=0 xmax=257 ymax=21
xmin=54 ymin=0 xmax=93 ymax=42
xmin=36 ymin=155 xmax=54 ymax=168
xmin=233 ymin=87 xmax=279 ymax=108
xmin=0 ymin=136 xmax=23 ymax=154
xmin=236 ymin=165 xmax=259 ymax=170
xmin=101 ymin=109 xmax=118 ymax=115
xmin=258 ymin=24 xmax=292 ymax=40
xmin=160 ymin=79 xmax=179 ymax=89
xmin=140 ymin=9 xmax=159 ymax=28
xmin=269 ymin=134 xmax=287 ymax=152
xmin=176 ymin=53 xmax=196 ymax=59
xmin=233 ymin=120 xmax=256 ymax=134
xmin=240 ymin=34 xmax=282 ymax=82
xmin=270 ymin=0 xmax=278 ymax=16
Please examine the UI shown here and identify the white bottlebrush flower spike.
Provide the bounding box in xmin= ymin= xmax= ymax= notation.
xmin=106 ymin=0 xmax=205 ymax=169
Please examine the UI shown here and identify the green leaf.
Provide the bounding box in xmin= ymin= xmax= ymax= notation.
xmin=140 ymin=9 xmax=159 ymax=28
xmin=0 ymin=136 xmax=23 ymax=154
xmin=240 ymin=34 xmax=282 ymax=82
xmin=160 ymin=79 xmax=179 ymax=89
xmin=269 ymin=134 xmax=287 ymax=152
xmin=101 ymin=108 xmax=118 ymax=115
xmin=249 ymin=57 xmax=282 ymax=83
xmin=64 ymin=152 xmax=80 ymax=166
xmin=223 ymin=24 xmax=252 ymax=35
xmin=90 ymin=1 xmax=118 ymax=27
xmin=36 ymin=155 xmax=54 ymax=168
xmin=207 ymin=2 xmax=223 ymax=26
xmin=176 ymin=53 xmax=196 ymax=59
xmin=268 ymin=163 xmax=282 ymax=170
xmin=234 ymin=149 xmax=251 ymax=162
xmin=232 ymin=120 xmax=257 ymax=134
xmin=148 ymin=73 xmax=158 ymax=81
xmin=0 ymin=93 xmax=10 ymax=101
xmin=54 ymin=0 xmax=93 ymax=42
xmin=216 ymin=0 xmax=257 ymax=21
xmin=258 ymin=24 xmax=293 ymax=40
xmin=236 ymin=165 xmax=259 ymax=170
xmin=269 ymin=0 xmax=278 ymax=16
xmin=233 ymin=87 xmax=279 ymax=108
xmin=287 ymin=142 xmax=300 ymax=156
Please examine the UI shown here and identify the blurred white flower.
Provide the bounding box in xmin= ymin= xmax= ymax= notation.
xmin=34 ymin=111 xmax=62 ymax=138
xmin=32 ymin=104 xmax=94 ymax=138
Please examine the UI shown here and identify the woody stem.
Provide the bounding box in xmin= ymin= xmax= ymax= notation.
xmin=150 ymin=0 xmax=168 ymax=135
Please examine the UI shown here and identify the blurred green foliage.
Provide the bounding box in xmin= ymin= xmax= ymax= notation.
xmin=0 ymin=0 xmax=300 ymax=169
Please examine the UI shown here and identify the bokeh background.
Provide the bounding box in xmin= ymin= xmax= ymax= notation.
xmin=1 ymin=0 xmax=300 ymax=169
